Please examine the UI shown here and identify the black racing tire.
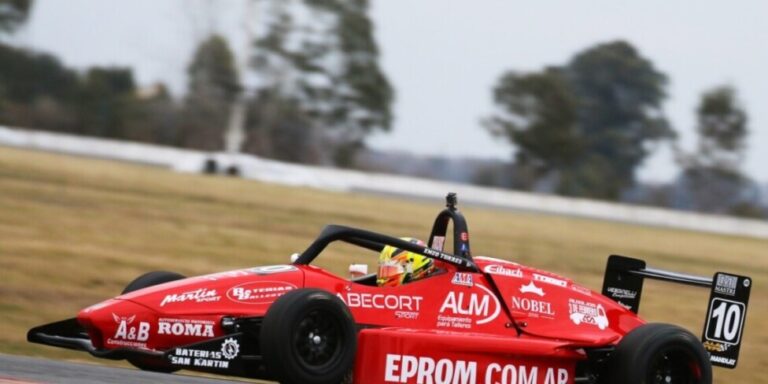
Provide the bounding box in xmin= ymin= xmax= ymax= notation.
xmin=121 ymin=271 xmax=186 ymax=295
xmin=609 ymin=323 xmax=712 ymax=384
xmin=121 ymin=271 xmax=186 ymax=373
xmin=260 ymin=289 xmax=357 ymax=384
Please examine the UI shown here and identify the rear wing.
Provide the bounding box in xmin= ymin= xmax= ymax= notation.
xmin=602 ymin=255 xmax=752 ymax=369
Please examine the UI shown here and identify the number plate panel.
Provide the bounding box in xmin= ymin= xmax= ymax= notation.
xmin=701 ymin=272 xmax=751 ymax=368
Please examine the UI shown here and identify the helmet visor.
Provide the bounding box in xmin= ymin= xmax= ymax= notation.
xmin=378 ymin=261 xmax=405 ymax=279
xmin=378 ymin=260 xmax=406 ymax=286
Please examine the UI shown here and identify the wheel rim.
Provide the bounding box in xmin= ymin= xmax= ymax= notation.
xmin=648 ymin=347 xmax=702 ymax=384
xmin=292 ymin=308 xmax=343 ymax=370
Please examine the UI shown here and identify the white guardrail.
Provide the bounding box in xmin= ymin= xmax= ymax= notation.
xmin=1 ymin=125 xmax=767 ymax=239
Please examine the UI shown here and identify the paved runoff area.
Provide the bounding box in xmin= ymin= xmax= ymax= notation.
xmin=0 ymin=354 xmax=247 ymax=384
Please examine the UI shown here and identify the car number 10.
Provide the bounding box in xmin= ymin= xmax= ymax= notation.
xmin=706 ymin=298 xmax=744 ymax=345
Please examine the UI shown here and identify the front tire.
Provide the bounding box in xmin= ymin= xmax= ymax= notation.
xmin=121 ymin=271 xmax=186 ymax=373
xmin=121 ymin=271 xmax=186 ymax=294
xmin=609 ymin=323 xmax=712 ymax=384
xmin=260 ymin=289 xmax=357 ymax=384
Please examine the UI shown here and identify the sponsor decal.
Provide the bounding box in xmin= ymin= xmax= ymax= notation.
xmin=436 ymin=314 xmax=472 ymax=329
xmin=108 ymin=314 xmax=150 ymax=348
xmin=158 ymin=318 xmax=215 ymax=337
xmin=570 ymin=285 xmax=592 ymax=296
xmin=568 ymin=299 xmax=609 ymax=330
xmin=338 ymin=293 xmax=423 ymax=311
xmin=423 ymin=247 xmax=465 ymax=265
xmin=519 ymin=281 xmax=545 ymax=297
xmin=486 ymin=363 xmax=569 ymax=384
xmin=423 ymin=248 xmax=441 ymax=258
xmin=250 ymin=265 xmax=298 ymax=275
xmin=703 ymin=340 xmax=729 ymax=353
xmin=227 ymin=281 xmax=296 ymax=304
xmin=383 ymin=354 xmax=569 ymax=384
xmin=533 ymin=273 xmax=567 ymax=287
xmin=604 ymin=286 xmax=636 ymax=310
xmin=170 ymin=338 xmax=240 ymax=369
xmin=451 ymin=273 xmax=474 ymax=287
xmin=606 ymin=287 xmax=637 ymax=300
xmin=714 ymin=274 xmax=738 ymax=297
xmin=161 ymin=288 xmax=220 ymax=307
xmin=710 ymin=355 xmax=736 ymax=367
xmin=483 ymin=264 xmax=523 ymax=278
xmin=338 ymin=292 xmax=423 ymax=320
xmin=510 ymin=297 xmax=556 ymax=319
xmin=221 ymin=338 xmax=240 ymax=360
xmin=431 ymin=236 xmax=445 ymax=251
xmin=514 ymin=281 xmax=554 ymax=319
xmin=460 ymin=232 xmax=469 ymax=242
xmin=511 ymin=276 xmax=554 ymax=319
xmin=438 ymin=284 xmax=500 ymax=328
xmin=394 ymin=311 xmax=420 ymax=320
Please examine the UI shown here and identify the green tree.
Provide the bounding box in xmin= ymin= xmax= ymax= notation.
xmin=180 ymin=34 xmax=240 ymax=151
xmin=252 ymin=0 xmax=393 ymax=166
xmin=485 ymin=68 xmax=581 ymax=189
xmin=0 ymin=0 xmax=32 ymax=34
xmin=124 ymin=83 xmax=181 ymax=146
xmin=676 ymin=85 xmax=760 ymax=217
xmin=487 ymin=41 xmax=674 ymax=199
xmin=692 ymin=86 xmax=747 ymax=171
xmin=243 ymin=89 xmax=321 ymax=164
xmin=0 ymin=3 xmax=170 ymax=142
xmin=0 ymin=43 xmax=80 ymax=132
xmin=325 ymin=0 xmax=393 ymax=165
xmin=0 ymin=42 xmax=176 ymax=143
xmin=0 ymin=44 xmax=79 ymax=103
xmin=566 ymin=41 xmax=672 ymax=198
xmin=75 ymin=67 xmax=137 ymax=138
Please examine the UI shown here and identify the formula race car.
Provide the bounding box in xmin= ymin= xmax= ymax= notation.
xmin=29 ymin=193 xmax=751 ymax=384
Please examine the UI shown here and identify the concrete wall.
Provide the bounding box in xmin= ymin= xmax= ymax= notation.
xmin=2 ymin=125 xmax=767 ymax=239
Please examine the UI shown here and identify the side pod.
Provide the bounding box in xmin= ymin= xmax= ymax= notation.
xmin=601 ymin=255 xmax=752 ymax=369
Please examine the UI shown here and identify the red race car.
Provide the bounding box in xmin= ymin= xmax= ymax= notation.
xmin=29 ymin=194 xmax=751 ymax=384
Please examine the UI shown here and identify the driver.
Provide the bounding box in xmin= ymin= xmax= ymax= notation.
xmin=377 ymin=238 xmax=435 ymax=287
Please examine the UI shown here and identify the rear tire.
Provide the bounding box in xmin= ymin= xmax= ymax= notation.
xmin=121 ymin=271 xmax=186 ymax=373
xmin=260 ymin=289 xmax=357 ymax=384
xmin=609 ymin=323 xmax=712 ymax=384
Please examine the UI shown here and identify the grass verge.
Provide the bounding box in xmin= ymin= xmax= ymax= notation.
xmin=0 ymin=146 xmax=765 ymax=383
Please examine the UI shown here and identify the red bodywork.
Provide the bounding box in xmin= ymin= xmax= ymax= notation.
xmin=78 ymin=256 xmax=644 ymax=384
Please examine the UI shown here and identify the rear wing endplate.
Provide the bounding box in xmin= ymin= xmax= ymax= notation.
xmin=602 ymin=255 xmax=751 ymax=369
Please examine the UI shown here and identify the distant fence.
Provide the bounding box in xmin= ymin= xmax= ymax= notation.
xmin=2 ymin=125 xmax=767 ymax=239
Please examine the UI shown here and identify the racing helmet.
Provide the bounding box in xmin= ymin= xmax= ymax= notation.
xmin=377 ymin=238 xmax=434 ymax=287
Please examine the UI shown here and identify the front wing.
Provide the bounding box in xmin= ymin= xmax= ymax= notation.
xmin=27 ymin=318 xmax=258 ymax=377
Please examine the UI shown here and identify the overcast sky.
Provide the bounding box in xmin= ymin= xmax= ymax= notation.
xmin=16 ymin=0 xmax=767 ymax=182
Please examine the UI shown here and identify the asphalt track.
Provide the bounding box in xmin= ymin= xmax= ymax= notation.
xmin=0 ymin=354 xmax=255 ymax=384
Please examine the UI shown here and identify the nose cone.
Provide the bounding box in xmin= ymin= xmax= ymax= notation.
xmin=77 ymin=298 xmax=158 ymax=350
xmin=114 ymin=265 xmax=304 ymax=316
xmin=75 ymin=265 xmax=305 ymax=350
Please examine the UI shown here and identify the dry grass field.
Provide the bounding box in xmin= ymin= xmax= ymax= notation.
xmin=0 ymin=145 xmax=766 ymax=383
